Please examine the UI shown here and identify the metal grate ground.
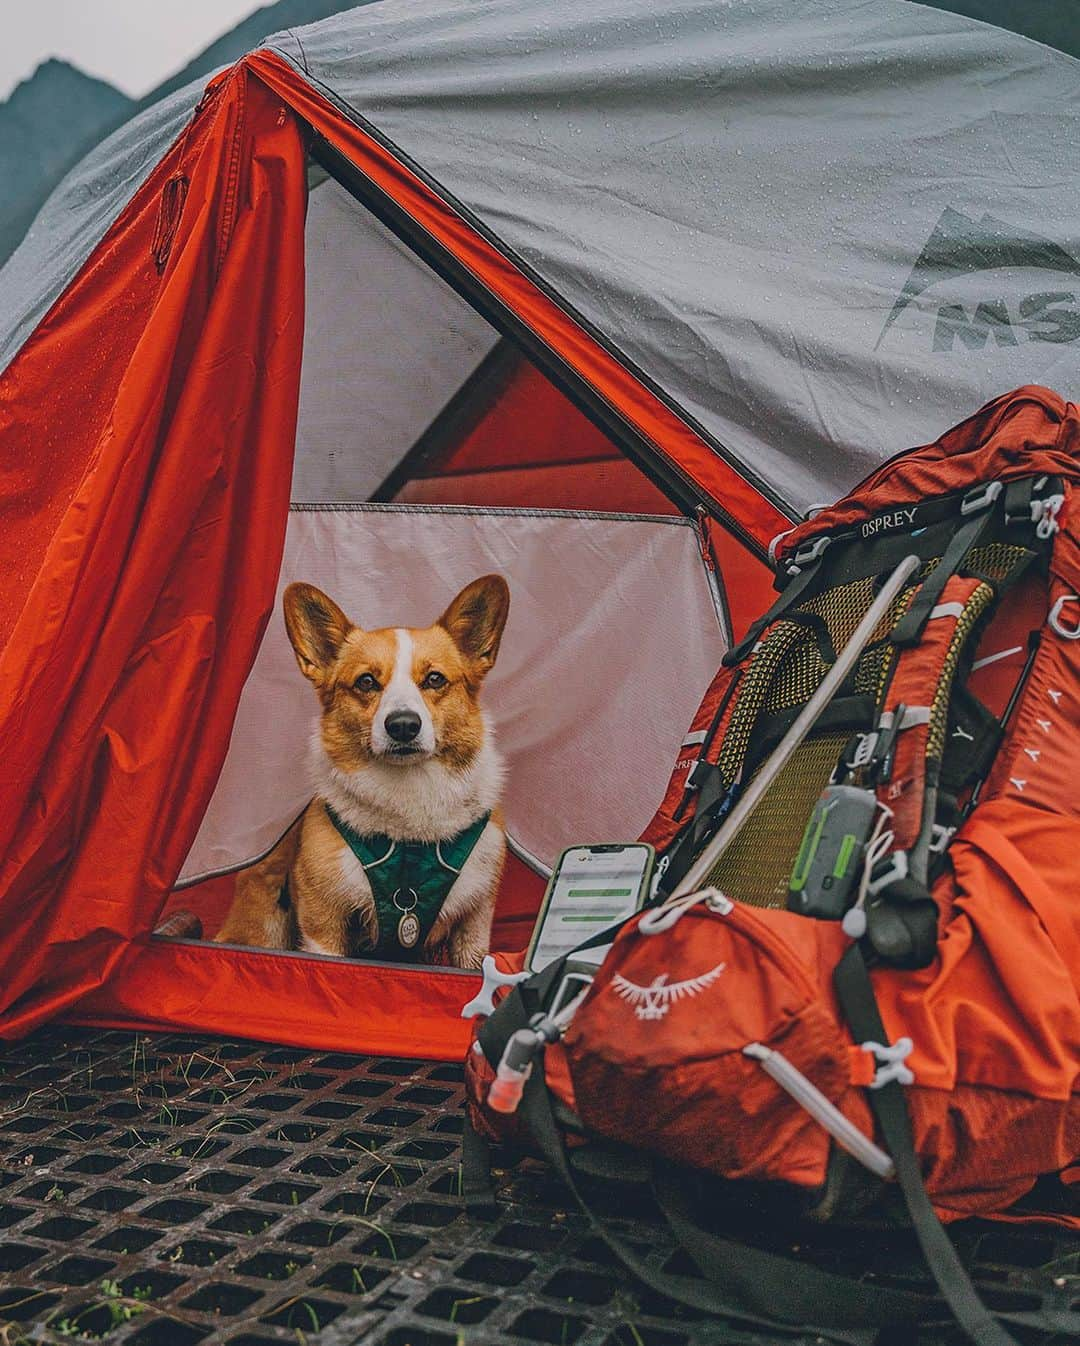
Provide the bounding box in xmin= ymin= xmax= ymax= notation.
xmin=0 ymin=1027 xmax=1076 ymax=1345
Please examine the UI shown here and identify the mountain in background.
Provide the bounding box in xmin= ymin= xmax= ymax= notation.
xmin=0 ymin=60 xmax=133 ymax=269
xmin=0 ymin=0 xmax=362 ymax=270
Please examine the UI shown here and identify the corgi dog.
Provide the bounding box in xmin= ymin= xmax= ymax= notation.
xmin=215 ymin=574 xmax=510 ymax=968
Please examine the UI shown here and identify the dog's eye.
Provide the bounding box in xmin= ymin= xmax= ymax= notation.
xmin=422 ymin=670 xmax=448 ymax=691
xmin=354 ymin=673 xmax=380 ymax=693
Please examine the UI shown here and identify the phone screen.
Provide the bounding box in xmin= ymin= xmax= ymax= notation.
xmin=527 ymin=844 xmax=653 ymax=973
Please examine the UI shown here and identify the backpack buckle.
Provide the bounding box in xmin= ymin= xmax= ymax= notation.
xmin=845 ymin=731 xmax=878 ymax=772
xmin=959 ymin=480 xmax=1003 ymax=516
xmin=1032 ymin=492 xmax=1065 ymax=540
xmin=768 ymin=527 xmax=797 ymax=564
xmin=928 ymin=823 xmax=956 ymax=855
xmin=866 ymin=849 xmax=909 ymax=897
xmin=861 ymin=1036 xmax=915 ymax=1089
xmin=1049 ymin=594 xmax=1080 ymax=640
xmin=786 ymin=533 xmax=830 ymax=575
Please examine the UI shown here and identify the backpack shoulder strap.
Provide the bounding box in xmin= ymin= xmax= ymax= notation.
xmin=875 ymin=575 xmax=997 ymax=861
xmin=517 ymin=1063 xmax=925 ymax=1341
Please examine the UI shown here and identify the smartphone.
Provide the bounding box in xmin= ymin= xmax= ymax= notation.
xmin=526 ymin=843 xmax=655 ymax=974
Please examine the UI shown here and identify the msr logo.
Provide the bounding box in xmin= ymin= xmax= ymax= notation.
xmin=877 ymin=208 xmax=1080 ymax=351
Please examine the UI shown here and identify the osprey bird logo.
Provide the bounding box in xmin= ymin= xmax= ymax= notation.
xmin=610 ymin=963 xmax=727 ymax=1020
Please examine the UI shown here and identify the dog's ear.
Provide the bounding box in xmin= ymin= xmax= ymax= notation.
xmin=283 ymin=583 xmax=353 ymax=685
xmin=438 ymin=575 xmax=510 ymax=679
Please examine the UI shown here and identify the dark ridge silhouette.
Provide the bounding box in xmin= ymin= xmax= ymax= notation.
xmin=0 ymin=1 xmax=368 ymax=269
xmin=0 ymin=59 xmax=133 ymax=269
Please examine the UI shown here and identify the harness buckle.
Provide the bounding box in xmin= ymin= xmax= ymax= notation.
xmin=861 ymin=1036 xmax=915 ymax=1089
xmin=787 ymin=533 xmax=830 ymax=575
xmin=1049 ymin=594 xmax=1080 ymax=640
xmin=959 ymin=480 xmax=1003 ymax=516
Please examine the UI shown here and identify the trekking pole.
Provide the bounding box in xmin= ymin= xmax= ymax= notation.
xmin=659 ymin=554 xmax=921 ymax=911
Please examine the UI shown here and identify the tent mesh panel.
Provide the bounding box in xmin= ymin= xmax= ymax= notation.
xmin=0 ymin=1029 xmax=1075 ymax=1346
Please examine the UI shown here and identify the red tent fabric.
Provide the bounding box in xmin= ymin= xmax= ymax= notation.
xmin=0 ymin=70 xmax=306 ymax=1039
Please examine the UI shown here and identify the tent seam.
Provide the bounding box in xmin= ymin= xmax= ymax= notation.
xmin=215 ymin=70 xmax=248 ymax=278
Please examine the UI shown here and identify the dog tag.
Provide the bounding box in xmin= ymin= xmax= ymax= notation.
xmin=397 ymin=911 xmax=421 ymax=949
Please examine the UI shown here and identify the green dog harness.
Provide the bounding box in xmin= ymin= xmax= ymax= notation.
xmin=325 ymin=804 xmax=491 ymax=960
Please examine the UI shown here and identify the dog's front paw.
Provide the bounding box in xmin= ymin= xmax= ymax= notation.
xmin=447 ymin=935 xmax=488 ymax=971
xmin=423 ymin=916 xmax=453 ymax=965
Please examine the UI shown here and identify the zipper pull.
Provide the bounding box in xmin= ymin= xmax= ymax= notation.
xmin=649 ymin=853 xmax=670 ymax=901
xmin=694 ymin=505 xmax=716 ymax=573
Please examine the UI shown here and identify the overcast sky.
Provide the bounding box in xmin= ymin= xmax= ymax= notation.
xmin=0 ymin=1 xmax=271 ymax=101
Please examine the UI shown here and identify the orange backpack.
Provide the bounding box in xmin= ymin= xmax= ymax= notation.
xmin=465 ymin=387 xmax=1080 ymax=1346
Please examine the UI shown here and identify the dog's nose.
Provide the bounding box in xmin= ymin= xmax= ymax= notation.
xmin=385 ymin=710 xmax=422 ymax=744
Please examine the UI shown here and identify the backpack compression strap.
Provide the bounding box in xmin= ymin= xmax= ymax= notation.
xmin=832 ymin=943 xmax=1024 ymax=1346
xmin=888 ymin=487 xmax=999 ymax=647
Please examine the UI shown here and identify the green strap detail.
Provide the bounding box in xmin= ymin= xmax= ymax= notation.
xmin=325 ymin=805 xmax=491 ymax=959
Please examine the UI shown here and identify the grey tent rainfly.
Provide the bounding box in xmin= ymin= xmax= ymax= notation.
xmin=2 ymin=0 xmax=1079 ymax=520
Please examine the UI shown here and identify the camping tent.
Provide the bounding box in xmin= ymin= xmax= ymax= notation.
xmin=1 ymin=0 xmax=1078 ymax=1057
